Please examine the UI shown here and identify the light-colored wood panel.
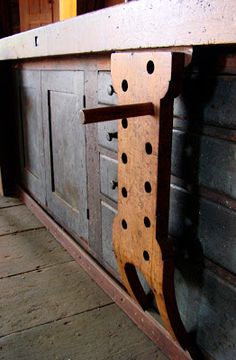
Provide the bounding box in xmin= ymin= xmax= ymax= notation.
xmin=1 ymin=0 xmax=236 ymax=60
xmin=0 ymin=304 xmax=167 ymax=360
xmin=0 ymin=261 xmax=111 ymax=337
xmin=0 ymin=228 xmax=72 ymax=278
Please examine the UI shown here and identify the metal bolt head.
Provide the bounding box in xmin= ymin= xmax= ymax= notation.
xmin=107 ymin=85 xmax=115 ymax=96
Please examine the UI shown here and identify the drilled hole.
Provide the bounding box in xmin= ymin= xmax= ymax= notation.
xmin=147 ymin=60 xmax=155 ymax=74
xmin=121 ymin=153 xmax=128 ymax=164
xmin=35 ymin=36 xmax=38 ymax=47
xmin=144 ymin=217 xmax=151 ymax=228
xmin=143 ymin=251 xmax=150 ymax=261
xmin=122 ymin=187 xmax=128 ymax=198
xmin=122 ymin=219 xmax=128 ymax=230
xmin=122 ymin=118 xmax=128 ymax=129
xmin=145 ymin=142 xmax=152 ymax=155
xmin=121 ymin=79 xmax=128 ymax=92
xmin=144 ymin=181 xmax=152 ymax=193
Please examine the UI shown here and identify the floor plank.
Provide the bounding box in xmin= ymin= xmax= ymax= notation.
xmin=0 ymin=228 xmax=73 ymax=278
xmin=0 ymin=199 xmax=167 ymax=359
xmin=0 ymin=304 xmax=167 ymax=360
xmin=0 ymin=261 xmax=112 ymax=337
xmin=0 ymin=206 xmax=43 ymax=236
xmin=0 ymin=195 xmax=22 ymax=209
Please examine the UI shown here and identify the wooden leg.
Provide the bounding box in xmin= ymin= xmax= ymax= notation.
xmin=112 ymin=51 xmax=192 ymax=351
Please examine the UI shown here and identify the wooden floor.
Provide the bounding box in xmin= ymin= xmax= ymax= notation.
xmin=0 ymin=195 xmax=167 ymax=360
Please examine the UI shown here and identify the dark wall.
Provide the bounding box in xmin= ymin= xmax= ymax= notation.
xmin=171 ymin=46 xmax=236 ymax=359
xmin=0 ymin=0 xmax=19 ymax=37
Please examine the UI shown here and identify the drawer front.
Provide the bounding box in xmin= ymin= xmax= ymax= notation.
xmin=101 ymin=201 xmax=118 ymax=271
xmin=98 ymin=121 xmax=118 ymax=152
xmin=100 ymin=154 xmax=118 ymax=202
xmin=98 ymin=71 xmax=117 ymax=105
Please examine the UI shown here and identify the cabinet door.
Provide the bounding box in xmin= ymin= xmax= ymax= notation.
xmin=42 ymin=71 xmax=88 ymax=240
xmin=17 ymin=70 xmax=46 ymax=205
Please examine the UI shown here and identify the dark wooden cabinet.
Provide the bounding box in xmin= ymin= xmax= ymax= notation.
xmin=17 ymin=70 xmax=46 ymax=205
xmin=42 ymin=70 xmax=88 ymax=240
xmin=17 ymin=68 xmax=88 ymax=241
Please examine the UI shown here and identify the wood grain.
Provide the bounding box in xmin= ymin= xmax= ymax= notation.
xmin=0 ymin=304 xmax=167 ymax=360
xmin=111 ymin=51 xmax=193 ymax=352
xmin=0 ymin=261 xmax=111 ymax=337
xmin=0 ymin=205 xmax=43 ymax=236
xmin=1 ymin=0 xmax=236 ymax=60
xmin=0 ymin=195 xmax=22 ymax=209
xmin=0 ymin=228 xmax=72 ymax=278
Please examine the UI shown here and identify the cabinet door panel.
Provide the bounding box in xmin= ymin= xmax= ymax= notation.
xmin=18 ymin=70 xmax=46 ymax=205
xmin=42 ymin=71 xmax=88 ymax=240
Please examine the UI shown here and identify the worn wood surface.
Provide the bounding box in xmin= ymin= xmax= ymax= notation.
xmin=0 ymin=195 xmax=22 ymax=208
xmin=0 ymin=198 xmax=167 ymax=360
xmin=16 ymin=70 xmax=46 ymax=205
xmin=19 ymin=188 xmax=192 ymax=360
xmin=0 ymin=261 xmax=111 ymax=336
xmin=1 ymin=0 xmax=236 ymax=60
xmin=0 ymin=228 xmax=72 ymax=278
xmin=111 ymin=51 xmax=192 ymax=351
xmin=0 ymin=305 xmax=167 ymax=360
xmin=42 ymin=70 xmax=88 ymax=240
xmin=0 ymin=205 xmax=43 ymax=236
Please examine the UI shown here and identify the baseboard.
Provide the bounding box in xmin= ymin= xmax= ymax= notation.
xmin=17 ymin=187 xmax=192 ymax=360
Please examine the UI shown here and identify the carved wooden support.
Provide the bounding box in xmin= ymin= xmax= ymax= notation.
xmin=80 ymin=50 xmax=200 ymax=355
xmin=111 ymin=51 xmax=191 ymax=350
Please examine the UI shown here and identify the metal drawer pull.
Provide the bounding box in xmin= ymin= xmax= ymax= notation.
xmin=106 ymin=132 xmax=118 ymax=142
xmin=107 ymin=84 xmax=115 ymax=96
xmin=79 ymin=102 xmax=154 ymax=125
xmin=110 ymin=180 xmax=118 ymax=190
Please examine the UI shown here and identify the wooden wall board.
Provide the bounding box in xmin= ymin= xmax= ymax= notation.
xmin=169 ymin=185 xmax=236 ymax=276
xmin=0 ymin=0 xmax=236 ymax=60
xmin=0 ymin=228 xmax=72 ymax=278
xmin=0 ymin=304 xmax=167 ymax=360
xmin=19 ymin=0 xmax=55 ymax=32
xmin=0 ymin=205 xmax=43 ymax=236
xmin=197 ymin=269 xmax=236 ymax=359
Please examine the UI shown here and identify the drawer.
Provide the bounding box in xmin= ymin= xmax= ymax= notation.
xmin=101 ymin=201 xmax=118 ymax=271
xmin=100 ymin=154 xmax=118 ymax=202
xmin=98 ymin=120 xmax=118 ymax=152
xmin=98 ymin=71 xmax=117 ymax=105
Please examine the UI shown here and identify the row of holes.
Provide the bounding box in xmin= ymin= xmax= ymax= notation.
xmin=121 ymin=60 xmax=155 ymax=92
xmin=122 ymin=216 xmax=151 ymax=230
xmin=119 ymin=61 xmax=154 ymax=263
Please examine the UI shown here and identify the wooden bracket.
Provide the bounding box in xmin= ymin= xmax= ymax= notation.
xmin=111 ymin=51 xmax=191 ymax=351
xmin=80 ymin=50 xmax=200 ymax=356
